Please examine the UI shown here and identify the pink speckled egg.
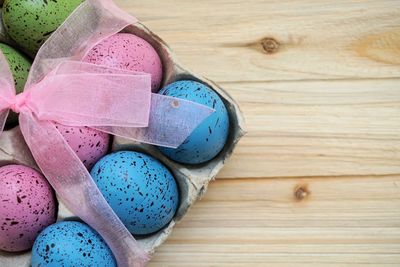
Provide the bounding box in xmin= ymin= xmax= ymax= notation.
xmin=55 ymin=124 xmax=110 ymax=170
xmin=83 ymin=33 xmax=163 ymax=92
xmin=0 ymin=165 xmax=57 ymax=252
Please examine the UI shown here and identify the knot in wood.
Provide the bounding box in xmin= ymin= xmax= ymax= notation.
xmin=294 ymin=185 xmax=309 ymax=201
xmin=261 ymin=37 xmax=280 ymax=54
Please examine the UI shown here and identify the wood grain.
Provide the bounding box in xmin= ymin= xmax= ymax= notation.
xmin=113 ymin=0 xmax=400 ymax=266
xmin=149 ymin=177 xmax=400 ymax=267
xmin=115 ymin=0 xmax=400 ymax=83
xmin=219 ymin=79 xmax=400 ymax=178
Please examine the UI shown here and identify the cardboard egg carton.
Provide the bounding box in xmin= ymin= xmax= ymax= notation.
xmin=0 ymin=20 xmax=245 ymax=267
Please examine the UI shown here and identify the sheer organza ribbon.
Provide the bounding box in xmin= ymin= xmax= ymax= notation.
xmin=0 ymin=1 xmax=214 ymax=266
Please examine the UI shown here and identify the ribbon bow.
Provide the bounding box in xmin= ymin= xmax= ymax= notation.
xmin=0 ymin=1 xmax=214 ymax=266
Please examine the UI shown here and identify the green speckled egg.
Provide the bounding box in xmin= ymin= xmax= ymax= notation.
xmin=2 ymin=0 xmax=83 ymax=55
xmin=0 ymin=43 xmax=30 ymax=93
xmin=0 ymin=8 xmax=15 ymax=45
xmin=0 ymin=43 xmax=31 ymax=125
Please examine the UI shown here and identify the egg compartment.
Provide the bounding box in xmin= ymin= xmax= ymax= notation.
xmin=0 ymin=127 xmax=37 ymax=169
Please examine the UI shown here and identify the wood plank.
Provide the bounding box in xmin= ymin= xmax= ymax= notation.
xmin=115 ymin=0 xmax=400 ymax=83
xmin=149 ymin=176 xmax=400 ymax=266
xmin=218 ymin=79 xmax=400 ymax=178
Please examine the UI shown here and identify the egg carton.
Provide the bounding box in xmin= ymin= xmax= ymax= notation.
xmin=0 ymin=20 xmax=245 ymax=267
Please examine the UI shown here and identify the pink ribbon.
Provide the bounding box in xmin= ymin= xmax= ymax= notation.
xmin=0 ymin=1 xmax=214 ymax=266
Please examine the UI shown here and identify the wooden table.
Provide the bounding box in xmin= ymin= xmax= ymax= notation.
xmin=116 ymin=1 xmax=400 ymax=266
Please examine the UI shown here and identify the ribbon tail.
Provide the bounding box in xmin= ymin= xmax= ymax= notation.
xmin=19 ymin=111 xmax=149 ymax=267
xmin=95 ymin=93 xmax=215 ymax=148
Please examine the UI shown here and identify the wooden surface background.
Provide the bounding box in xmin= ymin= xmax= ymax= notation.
xmin=115 ymin=1 xmax=400 ymax=266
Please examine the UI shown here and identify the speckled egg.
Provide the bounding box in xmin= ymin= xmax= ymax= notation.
xmin=2 ymin=0 xmax=82 ymax=54
xmin=0 ymin=43 xmax=31 ymax=125
xmin=0 ymin=165 xmax=57 ymax=252
xmin=55 ymin=124 xmax=110 ymax=170
xmin=0 ymin=43 xmax=30 ymax=93
xmin=90 ymin=151 xmax=179 ymax=235
xmin=83 ymin=33 xmax=163 ymax=92
xmin=31 ymin=221 xmax=116 ymax=267
xmin=158 ymin=80 xmax=230 ymax=164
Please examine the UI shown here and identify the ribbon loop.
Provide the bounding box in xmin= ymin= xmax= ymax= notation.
xmin=28 ymin=61 xmax=153 ymax=127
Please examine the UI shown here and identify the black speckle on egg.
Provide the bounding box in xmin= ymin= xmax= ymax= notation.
xmin=158 ymin=80 xmax=230 ymax=164
xmin=31 ymin=221 xmax=116 ymax=266
xmin=83 ymin=33 xmax=163 ymax=92
xmin=90 ymin=151 xmax=179 ymax=235
xmin=2 ymin=0 xmax=83 ymax=54
xmin=0 ymin=165 xmax=57 ymax=252
xmin=55 ymin=124 xmax=110 ymax=170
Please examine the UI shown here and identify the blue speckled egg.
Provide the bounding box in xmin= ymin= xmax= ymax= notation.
xmin=158 ymin=80 xmax=230 ymax=164
xmin=31 ymin=221 xmax=116 ymax=267
xmin=90 ymin=151 xmax=179 ymax=235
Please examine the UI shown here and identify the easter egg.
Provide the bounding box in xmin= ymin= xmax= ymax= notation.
xmin=158 ymin=80 xmax=230 ymax=164
xmin=31 ymin=221 xmax=116 ymax=267
xmin=0 ymin=165 xmax=57 ymax=252
xmin=0 ymin=43 xmax=31 ymax=125
xmin=90 ymin=151 xmax=179 ymax=235
xmin=0 ymin=10 xmax=13 ymax=44
xmin=83 ymin=33 xmax=163 ymax=92
xmin=0 ymin=43 xmax=30 ymax=93
xmin=2 ymin=0 xmax=82 ymax=54
xmin=55 ymin=124 xmax=110 ymax=170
